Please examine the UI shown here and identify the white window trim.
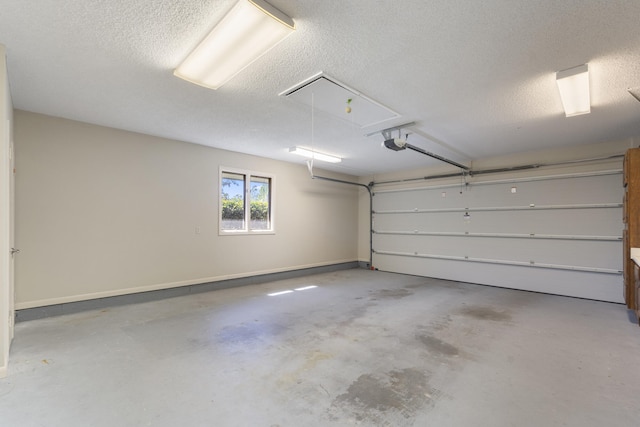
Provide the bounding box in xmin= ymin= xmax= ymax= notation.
xmin=219 ymin=166 xmax=276 ymax=235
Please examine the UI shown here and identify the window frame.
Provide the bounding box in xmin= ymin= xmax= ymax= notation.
xmin=219 ymin=166 xmax=275 ymax=235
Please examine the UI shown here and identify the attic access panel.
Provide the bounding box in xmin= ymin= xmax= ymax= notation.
xmin=280 ymin=72 xmax=400 ymax=128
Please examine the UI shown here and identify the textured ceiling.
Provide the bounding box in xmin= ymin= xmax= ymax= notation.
xmin=1 ymin=0 xmax=640 ymax=176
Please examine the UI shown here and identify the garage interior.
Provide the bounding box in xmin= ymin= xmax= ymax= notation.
xmin=2 ymin=1 xmax=640 ymax=426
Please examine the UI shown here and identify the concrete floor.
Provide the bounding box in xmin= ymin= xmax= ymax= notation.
xmin=1 ymin=269 xmax=640 ymax=426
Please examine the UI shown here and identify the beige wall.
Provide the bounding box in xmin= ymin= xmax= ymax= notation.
xmin=14 ymin=111 xmax=359 ymax=308
xmin=357 ymin=138 xmax=640 ymax=263
xmin=1 ymin=44 xmax=14 ymax=377
xmin=14 ymin=108 xmax=640 ymax=308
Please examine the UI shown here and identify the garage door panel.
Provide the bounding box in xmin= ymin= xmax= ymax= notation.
xmin=371 ymin=170 xmax=623 ymax=302
xmin=373 ymin=234 xmax=620 ymax=270
xmin=373 ymin=173 xmax=622 ymax=209
xmin=374 ymin=209 xmax=621 ymax=236
xmin=373 ymin=253 xmax=623 ymax=303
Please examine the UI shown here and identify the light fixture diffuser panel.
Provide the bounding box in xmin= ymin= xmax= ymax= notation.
xmin=289 ymin=146 xmax=341 ymax=163
xmin=556 ymin=64 xmax=590 ymax=117
xmin=281 ymin=73 xmax=400 ymax=128
xmin=174 ymin=0 xmax=295 ymax=90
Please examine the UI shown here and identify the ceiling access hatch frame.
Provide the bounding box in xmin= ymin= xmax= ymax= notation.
xmin=279 ymin=71 xmax=400 ymax=128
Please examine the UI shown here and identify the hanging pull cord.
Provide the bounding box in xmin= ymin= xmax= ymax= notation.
xmin=307 ymin=159 xmax=314 ymax=177
xmin=309 ymin=91 xmax=315 ymax=173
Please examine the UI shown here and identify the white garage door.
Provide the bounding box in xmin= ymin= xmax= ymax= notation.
xmin=372 ymin=170 xmax=624 ymax=303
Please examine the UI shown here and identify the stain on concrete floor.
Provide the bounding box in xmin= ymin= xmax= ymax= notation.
xmin=278 ymin=350 xmax=334 ymax=388
xmin=370 ymin=288 xmax=414 ymax=300
xmin=458 ymin=305 xmax=512 ymax=322
xmin=330 ymin=368 xmax=437 ymax=425
xmin=427 ymin=315 xmax=453 ymax=332
xmin=416 ymin=334 xmax=460 ymax=357
xmin=217 ymin=322 xmax=287 ymax=345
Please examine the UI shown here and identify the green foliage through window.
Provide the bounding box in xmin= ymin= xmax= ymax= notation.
xmin=220 ymin=169 xmax=272 ymax=232
xmin=221 ymin=199 xmax=268 ymax=220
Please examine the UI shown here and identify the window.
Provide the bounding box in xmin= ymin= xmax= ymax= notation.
xmin=220 ymin=167 xmax=274 ymax=234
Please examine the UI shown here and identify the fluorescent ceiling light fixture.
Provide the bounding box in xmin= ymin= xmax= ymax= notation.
xmin=556 ymin=64 xmax=590 ymax=117
xmin=294 ymin=285 xmax=317 ymax=291
xmin=174 ymin=0 xmax=295 ymax=90
xmin=289 ymin=147 xmax=342 ymax=163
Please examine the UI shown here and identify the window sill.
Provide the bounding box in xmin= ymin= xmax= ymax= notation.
xmin=219 ymin=230 xmax=276 ymax=236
